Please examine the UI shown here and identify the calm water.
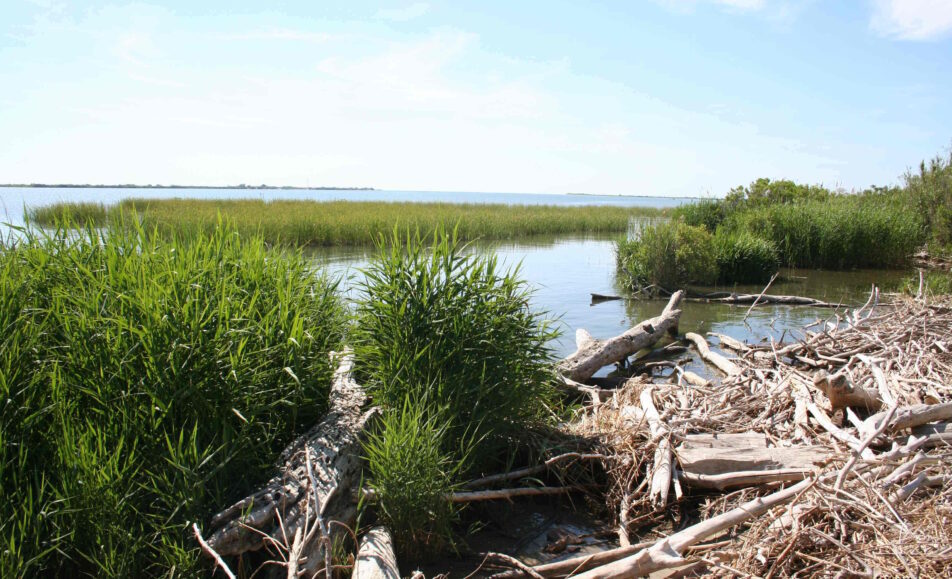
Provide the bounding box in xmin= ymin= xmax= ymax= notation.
xmin=0 ymin=186 xmax=691 ymax=229
xmin=309 ymin=237 xmax=912 ymax=379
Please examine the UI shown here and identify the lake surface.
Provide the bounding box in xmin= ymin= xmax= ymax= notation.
xmin=0 ymin=186 xmax=691 ymax=229
xmin=309 ymin=236 xmax=911 ymax=380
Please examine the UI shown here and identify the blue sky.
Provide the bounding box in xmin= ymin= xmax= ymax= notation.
xmin=0 ymin=0 xmax=950 ymax=196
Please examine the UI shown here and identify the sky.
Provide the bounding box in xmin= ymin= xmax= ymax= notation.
xmin=0 ymin=1 xmax=950 ymax=196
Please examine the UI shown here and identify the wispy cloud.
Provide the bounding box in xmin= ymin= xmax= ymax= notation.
xmin=870 ymin=0 xmax=952 ymax=40
xmin=375 ymin=3 xmax=430 ymax=22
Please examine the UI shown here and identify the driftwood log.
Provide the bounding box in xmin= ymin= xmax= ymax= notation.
xmin=352 ymin=527 xmax=400 ymax=579
xmin=204 ymin=352 xmax=375 ymax=573
xmin=558 ymin=291 xmax=684 ymax=383
xmin=684 ymin=332 xmax=740 ymax=376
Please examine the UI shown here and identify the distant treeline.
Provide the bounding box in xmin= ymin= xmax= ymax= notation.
xmin=2 ymin=183 xmax=374 ymax=190
xmin=28 ymin=198 xmax=663 ymax=245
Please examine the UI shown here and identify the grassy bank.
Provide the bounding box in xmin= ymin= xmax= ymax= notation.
xmin=0 ymin=220 xmax=344 ymax=576
xmin=28 ymin=198 xmax=664 ymax=246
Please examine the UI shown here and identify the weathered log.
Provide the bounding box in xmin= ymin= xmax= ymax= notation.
xmin=678 ymin=468 xmax=811 ymax=490
xmin=353 ymin=526 xmax=400 ymax=579
xmin=706 ymin=293 xmax=840 ymax=308
xmin=861 ymin=402 xmax=952 ymax=438
xmin=812 ymin=370 xmax=883 ymax=412
xmin=571 ymin=478 xmax=814 ymax=579
xmin=205 ymin=352 xmax=375 ymax=565
xmin=591 ymin=293 xmax=624 ymax=304
xmin=558 ymin=291 xmax=684 ymax=383
xmin=911 ymin=421 xmax=952 ymax=447
xmin=641 ymin=386 xmax=672 ymax=507
xmin=684 ymin=332 xmax=741 ymax=376
xmin=707 ymin=332 xmax=749 ymax=353
xmin=678 ymin=432 xmax=767 ymax=450
xmin=676 ymin=445 xmax=828 ymax=477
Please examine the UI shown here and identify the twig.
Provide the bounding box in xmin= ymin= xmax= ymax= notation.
xmin=193 ymin=523 xmax=238 ymax=579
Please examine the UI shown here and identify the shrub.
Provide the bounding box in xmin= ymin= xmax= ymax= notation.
xmin=714 ymin=230 xmax=779 ymax=284
xmin=616 ymin=221 xmax=718 ymax=291
xmin=0 ymin=219 xmax=344 ymax=577
xmin=352 ymin=227 xmax=558 ymax=550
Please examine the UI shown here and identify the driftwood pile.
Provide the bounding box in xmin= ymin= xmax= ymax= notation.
xmin=196 ymin=290 xmax=952 ymax=578
xmin=562 ymin=292 xmax=952 ymax=577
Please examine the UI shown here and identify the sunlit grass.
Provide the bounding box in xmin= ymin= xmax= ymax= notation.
xmin=28 ymin=198 xmax=666 ymax=246
xmin=352 ymin=227 xmax=559 ymax=554
xmin=0 ymin=218 xmax=344 ymax=576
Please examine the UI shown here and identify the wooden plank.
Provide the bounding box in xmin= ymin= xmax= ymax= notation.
xmin=679 ymin=432 xmax=767 ymax=450
xmin=675 ymin=445 xmax=828 ymax=476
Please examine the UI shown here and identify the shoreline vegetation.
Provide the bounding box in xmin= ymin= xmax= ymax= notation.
xmin=27 ymin=199 xmax=665 ymax=246
xmin=617 ymin=150 xmax=952 ymax=293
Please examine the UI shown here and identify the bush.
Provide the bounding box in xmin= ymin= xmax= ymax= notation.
xmin=617 ymin=221 xmax=718 ymax=291
xmin=0 ymin=219 xmax=344 ymax=577
xmin=352 ymin=227 xmax=558 ymax=550
xmin=714 ymin=230 xmax=779 ymax=284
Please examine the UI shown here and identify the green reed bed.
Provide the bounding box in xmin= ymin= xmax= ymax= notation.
xmin=28 ymin=198 xmax=664 ymax=246
xmin=352 ymin=228 xmax=559 ymax=556
xmin=0 ymin=220 xmax=344 ymax=577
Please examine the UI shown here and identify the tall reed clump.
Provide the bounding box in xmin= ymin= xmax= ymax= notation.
xmin=352 ymin=227 xmax=558 ymax=555
xmin=904 ymin=151 xmax=952 ymax=250
xmin=616 ymin=221 xmax=719 ymax=291
xmin=0 ymin=218 xmax=344 ymax=577
xmin=28 ymin=199 xmax=664 ymax=246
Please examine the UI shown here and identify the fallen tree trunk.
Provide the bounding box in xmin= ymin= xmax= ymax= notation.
xmin=861 ymin=402 xmax=952 ymax=438
xmin=684 ymin=332 xmax=741 ymax=376
xmin=205 ymin=352 xmax=376 ymax=571
xmin=558 ymin=291 xmax=684 ymax=383
xmin=353 ymin=527 xmax=400 ymax=579
xmin=706 ymin=293 xmax=840 ymax=308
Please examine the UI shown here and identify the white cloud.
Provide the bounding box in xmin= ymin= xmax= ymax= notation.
xmin=375 ymin=3 xmax=430 ymax=22
xmin=870 ymin=0 xmax=952 ymax=40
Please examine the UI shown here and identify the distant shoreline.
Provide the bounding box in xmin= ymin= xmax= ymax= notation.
xmin=0 ymin=184 xmax=375 ymax=191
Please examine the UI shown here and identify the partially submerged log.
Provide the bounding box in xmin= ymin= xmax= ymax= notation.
xmin=353 ymin=527 xmax=400 ymax=579
xmin=684 ymin=332 xmax=741 ymax=376
xmin=558 ymin=291 xmax=684 ymax=383
xmin=205 ymin=352 xmax=375 ymax=569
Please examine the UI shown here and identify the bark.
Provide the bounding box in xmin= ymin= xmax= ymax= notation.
xmin=557 ymin=291 xmax=684 ymax=383
xmin=352 ymin=527 xmax=400 ymax=579
xmin=206 ymin=352 xmax=375 ymax=561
